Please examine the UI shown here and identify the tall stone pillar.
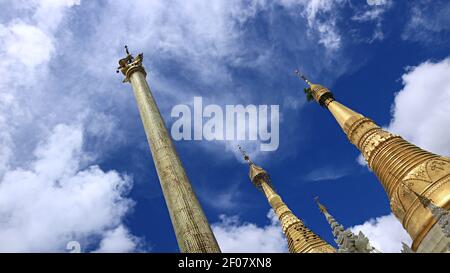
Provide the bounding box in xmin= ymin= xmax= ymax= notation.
xmin=117 ymin=47 xmax=220 ymax=253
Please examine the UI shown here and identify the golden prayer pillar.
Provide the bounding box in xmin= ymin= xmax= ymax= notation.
xmin=296 ymin=71 xmax=450 ymax=252
xmin=117 ymin=46 xmax=220 ymax=253
xmin=238 ymin=146 xmax=336 ymax=253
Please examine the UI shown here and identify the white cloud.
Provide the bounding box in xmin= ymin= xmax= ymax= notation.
xmin=203 ymin=187 xmax=241 ymax=211
xmin=402 ymin=1 xmax=450 ymax=43
xmin=32 ymin=0 xmax=81 ymax=31
xmin=0 ymin=0 xmax=80 ymax=71
xmin=66 ymin=0 xmax=356 ymax=167
xmin=212 ymin=210 xmax=288 ymax=253
xmin=85 ymin=0 xmax=265 ymax=84
xmin=0 ymin=8 xmax=131 ymax=255
xmin=303 ymin=166 xmax=349 ymax=181
xmin=352 ymin=7 xmax=386 ymax=22
xmin=278 ymin=0 xmax=344 ymax=49
xmin=304 ymin=0 xmax=342 ymax=48
xmin=1 ymin=23 xmax=54 ymax=69
xmin=0 ymin=0 xmax=354 ymax=252
xmin=0 ymin=124 xmax=137 ymax=252
xmin=0 ymin=0 xmax=86 ymax=176
xmin=94 ymin=225 xmax=142 ymax=253
xmin=349 ymin=0 xmax=392 ymax=43
xmin=0 ymin=0 xmax=387 ymax=252
xmin=84 ymin=0 xmax=348 ymax=84
xmin=350 ymin=214 xmax=412 ymax=253
xmin=357 ymin=57 xmax=450 ymax=166
xmin=352 ymin=0 xmax=392 ymax=21
xmin=356 ymin=154 xmax=368 ymax=167
xmin=387 ymin=57 xmax=450 ymax=157
xmin=0 ymin=0 xmax=127 ymax=180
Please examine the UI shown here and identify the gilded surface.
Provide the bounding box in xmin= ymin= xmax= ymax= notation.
xmin=247 ymin=163 xmax=335 ymax=253
xmin=119 ymin=49 xmax=221 ymax=253
xmin=302 ymin=78 xmax=450 ymax=251
xmin=341 ymin=110 xmax=449 ymax=251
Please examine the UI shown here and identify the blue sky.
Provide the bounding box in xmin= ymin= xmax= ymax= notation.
xmin=0 ymin=0 xmax=450 ymax=253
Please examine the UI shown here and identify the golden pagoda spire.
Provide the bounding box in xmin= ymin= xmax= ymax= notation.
xmin=314 ymin=197 xmax=379 ymax=253
xmin=238 ymin=146 xmax=336 ymax=253
xmin=117 ymin=46 xmax=221 ymax=253
xmin=295 ymin=71 xmax=450 ymax=252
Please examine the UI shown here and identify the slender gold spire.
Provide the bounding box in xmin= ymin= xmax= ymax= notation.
xmin=238 ymin=146 xmax=336 ymax=253
xmin=296 ymin=72 xmax=450 ymax=252
xmin=118 ymin=46 xmax=221 ymax=253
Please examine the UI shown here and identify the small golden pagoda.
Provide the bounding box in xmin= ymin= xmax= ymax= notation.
xmin=238 ymin=146 xmax=336 ymax=253
xmin=296 ymin=71 xmax=450 ymax=252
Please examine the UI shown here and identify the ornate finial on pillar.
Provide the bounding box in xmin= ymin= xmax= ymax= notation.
xmin=116 ymin=45 xmax=145 ymax=83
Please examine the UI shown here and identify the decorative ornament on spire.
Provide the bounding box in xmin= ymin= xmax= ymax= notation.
xmin=237 ymin=145 xmax=272 ymax=192
xmin=294 ymin=70 xmax=314 ymax=102
xmin=237 ymin=145 xmax=252 ymax=164
xmin=117 ymin=45 xmax=145 ymax=83
xmin=238 ymin=151 xmax=335 ymax=252
xmin=294 ymin=69 xmax=312 ymax=86
xmin=315 ymin=197 xmax=379 ymax=253
xmin=294 ymin=69 xmax=334 ymax=106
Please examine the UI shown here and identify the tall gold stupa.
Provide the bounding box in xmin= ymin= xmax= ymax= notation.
xmin=238 ymin=146 xmax=336 ymax=253
xmin=296 ymin=71 xmax=450 ymax=252
xmin=117 ymin=47 xmax=221 ymax=253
